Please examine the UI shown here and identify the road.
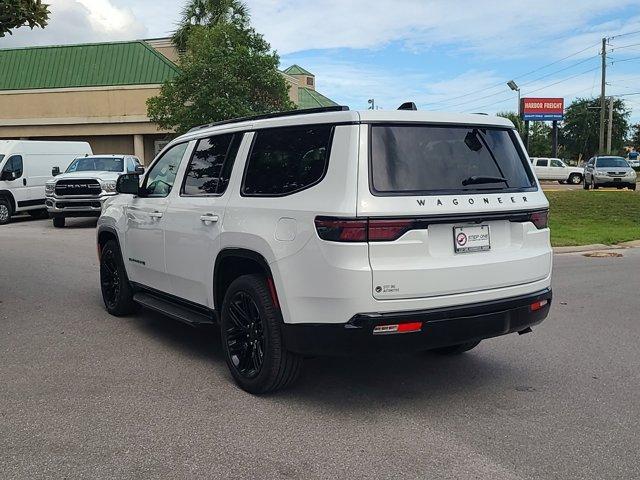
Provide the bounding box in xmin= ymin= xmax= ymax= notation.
xmin=1 ymin=218 xmax=639 ymax=479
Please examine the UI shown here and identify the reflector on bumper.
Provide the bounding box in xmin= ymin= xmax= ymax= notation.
xmin=373 ymin=322 xmax=423 ymax=335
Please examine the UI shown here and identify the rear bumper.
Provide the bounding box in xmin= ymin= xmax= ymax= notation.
xmin=282 ymin=288 xmax=552 ymax=356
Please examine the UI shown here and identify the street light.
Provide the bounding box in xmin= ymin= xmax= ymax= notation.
xmin=507 ymin=80 xmax=520 ymax=114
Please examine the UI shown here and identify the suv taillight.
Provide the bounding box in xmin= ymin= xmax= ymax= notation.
xmin=529 ymin=210 xmax=549 ymax=229
xmin=315 ymin=217 xmax=416 ymax=242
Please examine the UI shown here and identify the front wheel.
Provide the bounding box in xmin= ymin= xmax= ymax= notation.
xmin=100 ymin=239 xmax=136 ymax=316
xmin=430 ymin=341 xmax=480 ymax=355
xmin=569 ymin=173 xmax=582 ymax=185
xmin=52 ymin=216 xmax=65 ymax=228
xmin=630 ymin=183 xmax=637 ymax=191
xmin=592 ymin=178 xmax=599 ymax=190
xmin=583 ymin=177 xmax=590 ymax=190
xmin=221 ymin=274 xmax=302 ymax=394
xmin=0 ymin=198 xmax=12 ymax=225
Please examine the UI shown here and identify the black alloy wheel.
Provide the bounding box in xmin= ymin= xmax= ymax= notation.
xmin=221 ymin=274 xmax=302 ymax=394
xmin=225 ymin=291 xmax=266 ymax=379
xmin=100 ymin=240 xmax=136 ymax=316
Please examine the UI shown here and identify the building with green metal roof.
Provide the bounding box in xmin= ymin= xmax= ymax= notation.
xmin=0 ymin=39 xmax=337 ymax=163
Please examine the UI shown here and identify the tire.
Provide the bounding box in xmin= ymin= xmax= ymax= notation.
xmin=592 ymin=178 xmax=599 ymax=190
xmin=220 ymin=274 xmax=302 ymax=394
xmin=568 ymin=173 xmax=582 ymax=185
xmin=0 ymin=198 xmax=12 ymax=225
xmin=630 ymin=183 xmax=637 ymax=191
xmin=558 ymin=180 xmax=566 ymax=185
xmin=52 ymin=216 xmax=65 ymax=228
xmin=430 ymin=341 xmax=481 ymax=355
xmin=582 ymin=177 xmax=589 ymax=190
xmin=100 ymin=239 xmax=137 ymax=316
xmin=28 ymin=209 xmax=49 ymax=219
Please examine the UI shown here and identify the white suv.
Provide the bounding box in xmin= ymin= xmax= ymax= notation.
xmin=97 ymin=106 xmax=553 ymax=393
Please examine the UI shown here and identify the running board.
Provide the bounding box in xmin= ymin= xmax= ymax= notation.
xmin=133 ymin=292 xmax=215 ymax=326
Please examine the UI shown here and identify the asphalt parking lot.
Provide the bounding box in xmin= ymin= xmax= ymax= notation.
xmin=1 ymin=218 xmax=639 ymax=479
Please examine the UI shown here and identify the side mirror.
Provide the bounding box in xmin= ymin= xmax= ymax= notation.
xmin=116 ymin=174 xmax=141 ymax=195
xmin=134 ymin=165 xmax=145 ymax=175
xmin=52 ymin=166 xmax=60 ymax=176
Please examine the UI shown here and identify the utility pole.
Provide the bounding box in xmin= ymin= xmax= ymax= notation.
xmin=599 ymin=37 xmax=607 ymax=154
xmin=606 ymin=96 xmax=614 ymax=154
xmin=368 ymin=98 xmax=375 ymax=110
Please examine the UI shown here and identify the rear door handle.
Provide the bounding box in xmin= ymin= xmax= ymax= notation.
xmin=149 ymin=211 xmax=163 ymax=219
xmin=200 ymin=213 xmax=219 ymax=224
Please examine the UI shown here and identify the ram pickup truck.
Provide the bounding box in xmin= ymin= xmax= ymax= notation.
xmin=46 ymin=154 xmax=142 ymax=227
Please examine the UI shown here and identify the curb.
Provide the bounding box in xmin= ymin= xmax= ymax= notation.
xmin=553 ymin=240 xmax=640 ymax=254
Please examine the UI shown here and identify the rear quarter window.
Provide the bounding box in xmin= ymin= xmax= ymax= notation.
xmin=370 ymin=124 xmax=536 ymax=196
xmin=242 ymin=125 xmax=333 ymax=196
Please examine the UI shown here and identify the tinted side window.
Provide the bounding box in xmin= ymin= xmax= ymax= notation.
xmin=243 ymin=126 xmax=333 ymax=196
xmin=144 ymin=143 xmax=188 ymax=198
xmin=182 ymin=133 xmax=240 ymax=196
xmin=550 ymin=159 xmax=563 ymax=167
xmin=537 ymin=159 xmax=548 ymax=167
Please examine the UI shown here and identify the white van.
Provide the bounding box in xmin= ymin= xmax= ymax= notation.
xmin=0 ymin=140 xmax=92 ymax=224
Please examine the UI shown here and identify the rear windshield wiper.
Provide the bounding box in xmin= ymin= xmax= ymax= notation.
xmin=461 ymin=175 xmax=508 ymax=186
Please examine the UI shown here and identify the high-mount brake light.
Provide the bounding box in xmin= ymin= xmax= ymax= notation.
xmin=315 ymin=217 xmax=417 ymax=242
xmin=529 ymin=210 xmax=549 ymax=229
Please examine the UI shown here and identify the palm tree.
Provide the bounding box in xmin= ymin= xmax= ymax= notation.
xmin=173 ymin=0 xmax=250 ymax=51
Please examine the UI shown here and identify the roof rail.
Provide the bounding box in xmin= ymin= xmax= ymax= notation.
xmin=187 ymin=106 xmax=350 ymax=133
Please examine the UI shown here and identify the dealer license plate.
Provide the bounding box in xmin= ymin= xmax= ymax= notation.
xmin=453 ymin=225 xmax=491 ymax=253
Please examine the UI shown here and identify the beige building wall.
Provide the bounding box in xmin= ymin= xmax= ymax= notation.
xmin=0 ymin=85 xmax=173 ymax=165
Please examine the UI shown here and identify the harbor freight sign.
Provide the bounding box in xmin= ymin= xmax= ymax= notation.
xmin=520 ymin=97 xmax=564 ymax=121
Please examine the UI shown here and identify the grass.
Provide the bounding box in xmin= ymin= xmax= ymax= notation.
xmin=547 ymin=190 xmax=640 ymax=246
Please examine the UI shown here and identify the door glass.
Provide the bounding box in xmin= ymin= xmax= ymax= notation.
xmin=536 ymin=159 xmax=548 ymax=167
xmin=550 ymin=159 xmax=563 ymax=168
xmin=2 ymin=155 xmax=23 ymax=179
xmin=182 ymin=134 xmax=234 ymax=195
xmin=143 ymin=143 xmax=188 ymax=197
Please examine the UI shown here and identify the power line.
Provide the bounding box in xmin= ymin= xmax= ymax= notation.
xmin=462 ymin=65 xmax=601 ymax=112
xmin=423 ymin=41 xmax=601 ymax=108
xmin=609 ymin=29 xmax=640 ymax=40
xmin=611 ymin=55 xmax=640 ymax=64
xmin=435 ymin=55 xmax=599 ymax=110
xmin=610 ymin=42 xmax=640 ymax=51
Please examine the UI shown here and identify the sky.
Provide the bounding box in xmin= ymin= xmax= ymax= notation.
xmin=1 ymin=0 xmax=639 ymax=122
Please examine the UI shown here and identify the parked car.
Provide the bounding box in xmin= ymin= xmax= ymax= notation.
xmin=530 ymin=157 xmax=583 ymax=184
xmin=627 ymin=151 xmax=639 ymax=168
xmin=45 ymin=154 xmax=143 ymax=228
xmin=0 ymin=140 xmax=92 ymax=225
xmin=97 ymin=106 xmax=552 ymax=394
xmin=583 ymin=156 xmax=637 ymax=190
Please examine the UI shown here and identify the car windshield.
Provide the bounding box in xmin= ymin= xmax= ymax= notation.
xmin=66 ymin=157 xmax=124 ymax=173
xmin=370 ymin=125 xmax=536 ymax=194
xmin=596 ymin=157 xmax=628 ymax=168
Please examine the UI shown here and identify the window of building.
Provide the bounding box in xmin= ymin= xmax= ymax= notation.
xmin=242 ymin=125 xmax=333 ymax=196
xmin=306 ymin=77 xmax=314 ymax=86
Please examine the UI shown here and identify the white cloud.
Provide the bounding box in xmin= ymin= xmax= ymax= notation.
xmin=246 ymin=0 xmax=640 ymax=58
xmin=0 ymin=0 xmax=147 ymax=48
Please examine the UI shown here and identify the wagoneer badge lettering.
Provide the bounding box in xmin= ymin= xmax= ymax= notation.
xmin=418 ymin=196 xmax=529 ymax=207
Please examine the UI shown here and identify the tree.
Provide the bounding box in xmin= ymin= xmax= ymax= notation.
xmin=561 ymin=97 xmax=630 ymax=161
xmin=630 ymin=123 xmax=640 ymax=151
xmin=173 ymin=0 xmax=249 ymax=51
xmin=496 ymin=111 xmax=523 ymax=136
xmin=0 ymin=0 xmax=50 ymax=37
xmin=148 ymin=23 xmax=294 ymax=135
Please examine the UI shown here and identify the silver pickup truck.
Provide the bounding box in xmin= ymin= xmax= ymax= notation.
xmin=45 ymin=154 xmax=143 ymax=227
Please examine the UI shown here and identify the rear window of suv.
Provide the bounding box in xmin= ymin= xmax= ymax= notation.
xmin=370 ymin=124 xmax=536 ymax=195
